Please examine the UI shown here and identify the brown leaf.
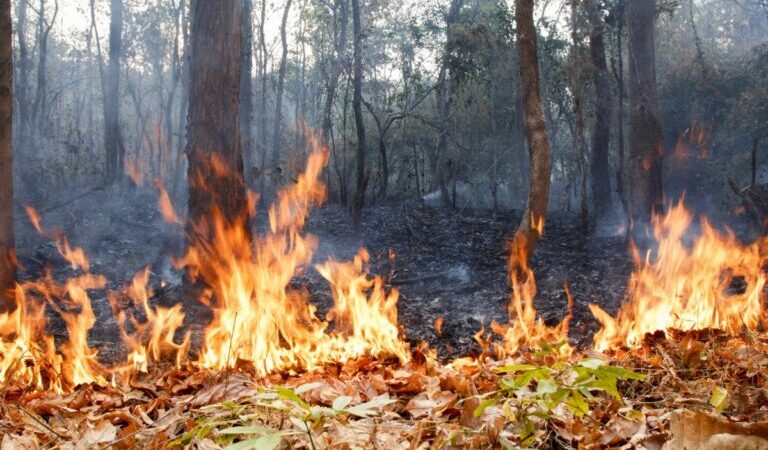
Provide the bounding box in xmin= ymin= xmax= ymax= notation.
xmin=663 ymin=410 xmax=768 ymax=450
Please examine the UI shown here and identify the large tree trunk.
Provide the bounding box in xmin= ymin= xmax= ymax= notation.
xmin=0 ymin=0 xmax=14 ymax=310
xmin=588 ymin=2 xmax=614 ymax=222
xmin=270 ymin=0 xmax=293 ymax=181
xmin=512 ymin=0 xmax=552 ymax=265
xmin=240 ymin=0 xmax=254 ymax=178
xmin=350 ymin=0 xmax=367 ymax=229
xmin=627 ymin=0 xmax=664 ymax=239
xmin=104 ymin=0 xmax=123 ymax=182
xmin=185 ymin=0 xmax=247 ymax=234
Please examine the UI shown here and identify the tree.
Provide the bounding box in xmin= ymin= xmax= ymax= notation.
xmin=105 ymin=0 xmax=124 ymax=182
xmin=185 ymin=0 xmax=247 ymax=232
xmin=588 ymin=1 xmax=614 ymax=222
xmin=349 ymin=0 xmax=367 ymax=228
xmin=240 ymin=0 xmax=254 ymax=175
xmin=0 ymin=0 xmax=14 ymax=310
xmin=511 ymin=0 xmax=552 ymax=265
xmin=627 ymin=0 xmax=663 ymax=238
xmin=270 ymin=0 xmax=293 ymax=181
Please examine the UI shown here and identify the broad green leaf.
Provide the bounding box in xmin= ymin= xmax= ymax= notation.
xmin=598 ymin=365 xmax=646 ymax=381
xmin=276 ymin=387 xmax=309 ymax=410
xmin=218 ymin=425 xmax=272 ymax=435
xmin=226 ymin=433 xmax=282 ymax=450
xmin=579 ymin=358 xmax=607 ymax=370
xmin=514 ymin=368 xmax=550 ymax=388
xmin=473 ymin=397 xmax=498 ymax=417
xmin=344 ymin=396 xmax=395 ymax=417
xmin=332 ymin=395 xmax=352 ymax=411
xmin=709 ymin=386 xmax=729 ymax=413
xmin=536 ymin=378 xmax=558 ymax=395
xmin=564 ymin=390 xmax=589 ymax=417
xmin=494 ymin=364 xmax=539 ymax=373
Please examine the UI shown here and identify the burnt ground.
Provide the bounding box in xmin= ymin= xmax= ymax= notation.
xmin=15 ymin=185 xmax=635 ymax=363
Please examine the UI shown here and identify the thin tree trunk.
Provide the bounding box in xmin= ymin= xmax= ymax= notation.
xmin=322 ymin=0 xmax=348 ymax=143
xmin=627 ymin=0 xmax=664 ymax=240
xmin=611 ymin=0 xmax=630 ymax=226
xmin=270 ymin=0 xmax=293 ymax=181
xmin=570 ymin=1 xmax=589 ymax=232
xmin=104 ymin=0 xmax=123 ymax=182
xmin=0 ymin=0 xmax=14 ymax=310
xmin=240 ymin=0 xmax=254 ymax=178
xmin=14 ymin=0 xmax=29 ymax=153
xmin=350 ymin=0 xmax=367 ymax=229
xmin=185 ymin=0 xmax=247 ymax=233
xmin=512 ymin=0 xmax=552 ymax=266
xmin=433 ymin=0 xmax=464 ymax=208
xmin=588 ymin=2 xmax=614 ymax=222
xmin=257 ymin=0 xmax=268 ymax=195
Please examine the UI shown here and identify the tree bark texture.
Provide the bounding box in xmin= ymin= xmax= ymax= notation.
xmin=512 ymin=0 xmax=552 ymax=265
xmin=350 ymin=0 xmax=368 ymax=229
xmin=0 ymin=0 xmax=15 ymax=310
xmin=185 ymin=0 xmax=247 ymax=234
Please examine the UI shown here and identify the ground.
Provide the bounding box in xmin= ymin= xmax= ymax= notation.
xmin=15 ymin=183 xmax=636 ymax=363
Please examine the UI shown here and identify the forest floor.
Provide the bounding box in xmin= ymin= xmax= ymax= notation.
xmin=16 ymin=183 xmax=632 ymax=361
xmin=7 ymin=184 xmax=768 ymax=449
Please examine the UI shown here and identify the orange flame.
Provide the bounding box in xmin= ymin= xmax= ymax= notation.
xmin=590 ymin=200 xmax=766 ymax=351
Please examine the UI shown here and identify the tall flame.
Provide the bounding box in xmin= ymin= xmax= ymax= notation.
xmin=590 ymin=200 xmax=767 ymax=351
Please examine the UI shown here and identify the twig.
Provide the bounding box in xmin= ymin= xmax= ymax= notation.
xmin=15 ymin=405 xmax=66 ymax=439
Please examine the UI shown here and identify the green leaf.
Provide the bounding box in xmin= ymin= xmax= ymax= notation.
xmin=226 ymin=433 xmax=282 ymax=450
xmin=536 ymin=378 xmax=558 ymax=395
xmin=276 ymin=387 xmax=309 ymax=410
xmin=343 ymin=396 xmax=395 ymax=417
xmin=294 ymin=382 xmax=323 ymax=395
xmin=494 ymin=364 xmax=539 ymax=373
xmin=709 ymin=386 xmax=729 ymax=413
xmin=586 ymin=377 xmax=621 ymax=399
xmin=598 ymin=365 xmax=646 ymax=381
xmin=514 ymin=368 xmax=550 ymax=388
xmin=473 ymin=396 xmax=498 ymax=417
xmin=564 ymin=390 xmax=589 ymax=417
xmin=579 ymin=358 xmax=607 ymax=370
xmin=218 ymin=425 xmax=272 ymax=435
xmin=332 ymin=395 xmax=352 ymax=411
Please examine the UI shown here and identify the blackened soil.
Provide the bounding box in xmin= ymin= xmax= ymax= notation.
xmin=15 ymin=186 xmax=633 ymax=363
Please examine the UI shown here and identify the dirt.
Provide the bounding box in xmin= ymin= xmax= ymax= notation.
xmin=15 ymin=185 xmax=634 ymax=363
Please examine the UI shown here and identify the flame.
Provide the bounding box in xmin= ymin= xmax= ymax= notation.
xmin=154 ymin=179 xmax=184 ymax=225
xmin=181 ymin=140 xmax=407 ymax=374
xmin=495 ymin=218 xmax=572 ymax=357
xmin=590 ymin=200 xmax=767 ymax=351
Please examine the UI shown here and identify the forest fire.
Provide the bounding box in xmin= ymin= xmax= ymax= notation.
xmin=0 ymin=145 xmax=408 ymax=392
xmin=590 ymin=200 xmax=767 ymax=351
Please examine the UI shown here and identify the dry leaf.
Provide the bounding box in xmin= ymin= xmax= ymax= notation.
xmin=663 ymin=410 xmax=768 ymax=450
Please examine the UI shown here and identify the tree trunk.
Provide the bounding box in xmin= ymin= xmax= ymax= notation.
xmin=611 ymin=0 xmax=630 ymax=226
xmin=433 ymin=0 xmax=464 ymax=209
xmin=588 ymin=2 xmax=614 ymax=223
xmin=185 ymin=0 xmax=247 ymax=233
xmin=257 ymin=0 xmax=268 ymax=195
xmin=240 ymin=0 xmax=254 ymax=178
xmin=104 ymin=0 xmax=123 ymax=182
xmin=627 ymin=0 xmax=664 ymax=239
xmin=512 ymin=0 xmax=552 ymax=266
xmin=321 ymin=0 xmax=348 ymax=143
xmin=14 ymin=0 xmax=29 ymax=154
xmin=570 ymin=1 xmax=589 ymax=232
xmin=270 ymin=0 xmax=293 ymax=181
xmin=0 ymin=0 xmax=14 ymax=310
xmin=350 ymin=0 xmax=367 ymax=229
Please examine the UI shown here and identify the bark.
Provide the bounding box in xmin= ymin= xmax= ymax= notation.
xmin=570 ymin=2 xmax=589 ymax=232
xmin=611 ymin=0 xmax=630 ymax=225
xmin=104 ymin=0 xmax=123 ymax=182
xmin=588 ymin=2 xmax=614 ymax=222
xmin=433 ymin=0 xmax=464 ymax=208
xmin=512 ymin=0 xmax=552 ymax=265
xmin=32 ymin=0 xmax=57 ymax=140
xmin=270 ymin=0 xmax=293 ymax=179
xmin=350 ymin=0 xmax=367 ymax=229
xmin=185 ymin=0 xmax=247 ymax=233
xmin=321 ymin=0 xmax=349 ymax=143
xmin=0 ymin=0 xmax=14 ymax=310
xmin=240 ymin=0 xmax=254 ymax=175
xmin=257 ymin=0 xmax=268 ymax=195
xmin=14 ymin=0 xmax=29 ymax=152
xmin=627 ymin=0 xmax=664 ymax=237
